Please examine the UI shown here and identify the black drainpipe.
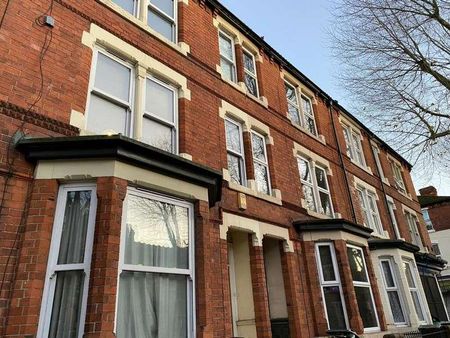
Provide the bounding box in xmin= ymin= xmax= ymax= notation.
xmin=327 ymin=99 xmax=358 ymax=223
xmin=367 ymin=135 xmax=399 ymax=239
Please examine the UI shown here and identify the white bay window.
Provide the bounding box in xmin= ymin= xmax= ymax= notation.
xmin=116 ymin=189 xmax=194 ymax=338
xmin=403 ymin=260 xmax=427 ymax=323
xmin=87 ymin=49 xmax=178 ymax=153
xmin=380 ymin=259 xmax=407 ymax=325
xmin=38 ymin=184 xmax=98 ymax=338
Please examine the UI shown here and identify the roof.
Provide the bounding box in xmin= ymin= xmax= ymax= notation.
xmin=207 ymin=0 xmax=413 ymax=170
xmin=293 ymin=218 xmax=373 ymax=239
xmin=16 ymin=135 xmax=223 ymax=206
xmin=418 ymin=195 xmax=450 ymax=208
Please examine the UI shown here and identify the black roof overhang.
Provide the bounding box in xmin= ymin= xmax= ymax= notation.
xmin=16 ymin=135 xmax=223 ymax=207
xmin=368 ymin=239 xmax=420 ymax=253
xmin=293 ymin=218 xmax=373 ymax=239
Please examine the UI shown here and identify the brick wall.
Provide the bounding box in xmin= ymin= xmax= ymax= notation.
xmin=428 ymin=202 xmax=450 ymax=232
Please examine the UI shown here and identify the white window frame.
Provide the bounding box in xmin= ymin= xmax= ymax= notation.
xmin=342 ymin=124 xmax=366 ymax=167
xmin=356 ymin=186 xmax=384 ymax=236
xmin=148 ymin=0 xmax=178 ymax=42
xmin=403 ymin=260 xmax=428 ymax=324
xmin=315 ymin=243 xmax=349 ymax=330
xmin=431 ymin=242 xmax=442 ymax=258
xmin=422 ymin=208 xmax=434 ymax=232
xmin=387 ymin=199 xmax=402 ymax=240
xmin=300 ymin=94 xmax=318 ymax=136
xmin=115 ymin=188 xmax=196 ymax=337
xmin=298 ymin=157 xmax=334 ymax=217
xmin=87 ymin=49 xmax=135 ymax=137
xmin=251 ymin=130 xmax=271 ymax=195
xmin=285 ymin=80 xmax=302 ymax=125
xmin=242 ymin=47 xmax=259 ymax=97
xmin=391 ymin=161 xmax=406 ymax=194
xmin=379 ymin=258 xmax=408 ymax=326
xmin=372 ymin=145 xmax=385 ymax=180
xmin=405 ymin=211 xmax=423 ymax=249
xmin=143 ymin=75 xmax=179 ymax=153
xmin=225 ymin=117 xmax=247 ymax=186
xmin=219 ymin=30 xmax=237 ymax=83
xmin=37 ymin=184 xmax=98 ymax=338
xmin=347 ymin=244 xmax=380 ymax=333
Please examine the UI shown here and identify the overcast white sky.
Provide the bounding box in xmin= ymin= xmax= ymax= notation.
xmin=220 ymin=0 xmax=450 ymax=196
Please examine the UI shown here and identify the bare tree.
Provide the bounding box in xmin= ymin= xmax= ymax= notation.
xmin=331 ymin=0 xmax=450 ymax=177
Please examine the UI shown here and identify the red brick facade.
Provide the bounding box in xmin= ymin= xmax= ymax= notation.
xmin=0 ymin=0 xmax=443 ymax=337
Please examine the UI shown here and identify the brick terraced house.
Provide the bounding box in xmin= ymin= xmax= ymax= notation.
xmin=0 ymin=0 xmax=448 ymax=337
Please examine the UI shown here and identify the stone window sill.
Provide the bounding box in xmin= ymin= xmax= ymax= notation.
xmin=289 ymin=118 xmax=326 ymax=145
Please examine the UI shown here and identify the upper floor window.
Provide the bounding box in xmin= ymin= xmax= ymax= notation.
xmin=342 ymin=124 xmax=366 ymax=167
xmin=38 ymin=184 xmax=98 ymax=338
xmin=390 ymin=161 xmax=406 ymax=194
xmin=298 ymin=157 xmax=334 ymax=217
xmin=284 ymin=81 xmax=317 ymax=136
xmin=225 ymin=118 xmax=246 ymax=186
xmin=113 ymin=0 xmax=177 ymax=42
xmin=356 ymin=186 xmax=384 ymax=236
xmin=117 ymin=189 xmax=195 ymax=337
xmin=405 ymin=211 xmax=423 ymax=249
xmin=423 ymin=209 xmax=434 ymax=231
xmin=251 ymin=131 xmax=271 ymax=195
xmin=243 ymin=48 xmax=259 ymax=97
xmin=315 ymin=243 xmax=348 ymax=330
xmin=219 ymin=30 xmax=237 ymax=83
xmin=347 ymin=245 xmax=380 ymax=332
xmin=87 ymin=50 xmax=178 ymax=153
xmin=387 ymin=199 xmax=401 ymax=239
xmin=379 ymin=259 xmax=407 ymax=325
xmin=371 ymin=145 xmax=385 ymax=180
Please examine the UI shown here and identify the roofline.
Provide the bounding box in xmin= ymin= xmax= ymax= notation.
xmin=206 ymin=0 xmax=413 ymax=170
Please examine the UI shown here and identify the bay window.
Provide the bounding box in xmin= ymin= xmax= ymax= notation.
xmin=116 ymin=189 xmax=194 ymax=338
xmin=356 ymin=186 xmax=384 ymax=236
xmin=347 ymin=245 xmax=379 ymax=332
xmin=112 ymin=0 xmax=177 ymax=42
xmin=38 ymin=184 xmax=98 ymax=338
xmin=380 ymin=259 xmax=407 ymax=325
xmin=225 ymin=118 xmax=246 ymax=185
xmin=87 ymin=49 xmax=178 ymax=153
xmin=219 ymin=30 xmax=237 ymax=82
xmin=243 ymin=48 xmax=259 ymax=97
xmin=403 ymin=260 xmax=427 ymax=323
xmin=315 ymin=243 xmax=348 ymax=330
xmin=298 ymin=157 xmax=334 ymax=217
xmin=251 ymin=131 xmax=271 ymax=195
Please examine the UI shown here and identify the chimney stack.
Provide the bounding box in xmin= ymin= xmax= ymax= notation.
xmin=419 ymin=186 xmax=438 ymax=196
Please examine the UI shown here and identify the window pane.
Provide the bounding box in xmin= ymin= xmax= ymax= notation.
xmin=288 ymin=103 xmax=301 ymax=125
xmin=319 ymin=246 xmax=336 ymax=281
xmin=302 ymin=96 xmax=313 ymax=116
xmin=219 ymin=34 xmax=233 ymax=60
xmin=124 ymin=194 xmax=189 ymax=269
xmin=117 ymin=272 xmax=187 ymax=338
xmin=404 ymin=262 xmax=416 ymax=288
xmin=150 ymin=0 xmax=174 ymax=17
xmin=355 ymin=286 xmax=378 ymax=328
xmin=95 ymin=53 xmax=131 ymax=102
xmin=305 ymin=115 xmax=317 ymax=135
xmin=87 ymin=94 xmax=128 ymax=135
xmin=319 ymin=191 xmax=333 ymax=217
xmin=388 ymin=291 xmax=406 ymax=323
xmin=411 ymin=291 xmax=425 ymax=321
xmin=342 ymin=127 xmax=353 ymax=158
xmin=323 ymin=286 xmax=347 ymax=330
xmin=112 ymin=0 xmax=137 ymax=14
xmin=298 ymin=158 xmax=312 ymax=183
xmin=347 ymin=247 xmax=368 ymax=282
xmin=225 ymin=120 xmax=242 ymax=153
xmin=285 ymin=84 xmax=296 ymax=103
xmin=227 ymin=154 xmax=243 ymax=185
xmin=255 ymin=162 xmax=270 ymax=194
xmin=315 ymin=167 xmax=328 ymax=190
xmin=302 ymin=185 xmax=316 ymax=212
xmin=381 ymin=261 xmax=395 ymax=288
xmin=57 ymin=191 xmax=92 ymax=265
xmin=220 ymin=58 xmax=235 ymax=82
xmin=148 ymin=9 xmax=174 ymax=41
xmin=146 ymin=79 xmax=175 ymax=123
xmin=251 ymin=133 xmax=266 ymax=162
xmin=142 ymin=117 xmax=173 ymax=152
xmin=243 ymin=52 xmax=255 ymax=73
xmin=49 ymin=271 xmax=84 ymax=338
xmin=244 ymin=74 xmax=258 ymax=97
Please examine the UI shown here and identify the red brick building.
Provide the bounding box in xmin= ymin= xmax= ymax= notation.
xmin=0 ymin=0 xmax=447 ymax=337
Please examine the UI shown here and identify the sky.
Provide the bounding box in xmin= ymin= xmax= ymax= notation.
xmin=219 ymin=0 xmax=450 ymax=196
